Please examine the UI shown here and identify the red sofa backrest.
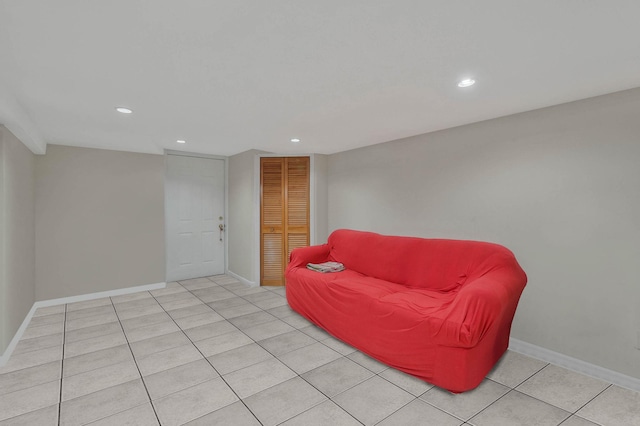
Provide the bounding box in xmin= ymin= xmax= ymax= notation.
xmin=327 ymin=229 xmax=521 ymax=291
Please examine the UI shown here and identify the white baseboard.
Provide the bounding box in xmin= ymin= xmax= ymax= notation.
xmin=0 ymin=281 xmax=166 ymax=367
xmin=509 ymin=338 xmax=640 ymax=392
xmin=226 ymin=270 xmax=257 ymax=288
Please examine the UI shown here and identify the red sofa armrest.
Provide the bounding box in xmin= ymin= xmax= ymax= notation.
xmin=436 ymin=266 xmax=526 ymax=348
xmin=287 ymin=244 xmax=331 ymax=270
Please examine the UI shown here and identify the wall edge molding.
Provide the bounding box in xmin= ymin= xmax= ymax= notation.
xmin=0 ymin=281 xmax=166 ymax=367
xmin=509 ymin=338 xmax=640 ymax=392
xmin=226 ymin=270 xmax=257 ymax=288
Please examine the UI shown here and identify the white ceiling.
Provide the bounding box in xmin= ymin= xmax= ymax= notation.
xmin=1 ymin=1 xmax=640 ymax=157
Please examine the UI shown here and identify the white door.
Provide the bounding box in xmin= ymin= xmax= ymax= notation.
xmin=165 ymin=154 xmax=225 ymax=282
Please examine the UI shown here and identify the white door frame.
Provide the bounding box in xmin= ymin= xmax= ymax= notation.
xmin=164 ymin=150 xmax=229 ymax=281
xmin=253 ymin=153 xmax=316 ymax=286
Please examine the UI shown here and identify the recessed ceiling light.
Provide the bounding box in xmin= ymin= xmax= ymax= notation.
xmin=457 ymin=78 xmax=476 ymax=88
xmin=115 ymin=107 xmax=133 ymax=114
xmin=290 ymin=138 xmax=301 ymax=143
xmin=176 ymin=140 xmax=186 ymax=144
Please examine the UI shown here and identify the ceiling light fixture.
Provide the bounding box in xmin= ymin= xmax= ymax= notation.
xmin=115 ymin=107 xmax=133 ymax=114
xmin=457 ymin=78 xmax=476 ymax=88
xmin=176 ymin=140 xmax=186 ymax=144
xmin=290 ymin=138 xmax=301 ymax=143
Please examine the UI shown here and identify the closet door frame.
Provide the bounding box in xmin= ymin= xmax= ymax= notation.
xmin=254 ymin=154 xmax=316 ymax=286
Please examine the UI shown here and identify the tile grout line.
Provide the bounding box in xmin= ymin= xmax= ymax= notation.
xmin=149 ymin=278 xmax=265 ymax=425
xmin=110 ymin=294 xmax=163 ymax=426
xmin=58 ymin=303 xmax=67 ymax=426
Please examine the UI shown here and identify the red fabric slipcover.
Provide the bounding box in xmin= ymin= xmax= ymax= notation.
xmin=285 ymin=229 xmax=527 ymax=392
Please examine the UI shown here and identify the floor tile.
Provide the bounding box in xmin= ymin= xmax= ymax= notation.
xmin=469 ymin=390 xmax=570 ymax=426
xmin=136 ymin=343 xmax=203 ymax=377
xmin=88 ymin=403 xmax=159 ymax=426
xmin=152 ymin=377 xmax=238 ymax=426
xmin=66 ymin=298 xmax=112 ymax=312
xmin=178 ymin=277 xmax=213 ymax=286
xmin=124 ymin=320 xmax=181 ymax=343
xmin=65 ymin=311 xmax=118 ymax=331
xmin=299 ymin=324 xmax=331 ymax=340
xmin=183 ymin=320 xmax=238 ymax=342
xmin=207 ymin=342 xmax=274 ymax=375
xmin=33 ymin=304 xmax=65 ymax=317
xmin=516 ymin=364 xmax=609 ymax=412
xmin=159 ymin=297 xmax=204 ymax=311
xmin=194 ymin=330 xmax=253 ymax=357
xmin=266 ymin=304 xmax=295 ymax=318
xmin=241 ymin=291 xmax=277 ymax=303
xmin=347 ymin=350 xmax=389 ymax=373
xmin=63 ymin=344 xmax=132 ymax=377
xmin=65 ymin=305 xmax=114 ymax=321
xmin=280 ymin=400 xmax=361 ymax=426
xmin=129 ymin=331 xmax=191 ymax=359
xmin=229 ymin=311 xmax=278 ymax=330
xmin=0 ymin=380 xmax=60 ymax=422
xmin=110 ymin=291 xmax=153 ymax=304
xmin=224 ymin=357 xmax=297 ymax=398
xmin=377 ymin=399 xmax=463 ymax=426
xmin=0 ymin=360 xmax=61 ymax=396
xmin=120 ymin=312 xmax=172 ymax=332
xmin=166 ymin=303 xmax=213 ymax=320
xmin=486 ymin=350 xmax=548 ymax=388
xmin=279 ymin=341 xmax=342 ymax=374
xmin=62 ymin=358 xmax=140 ymax=401
xmin=173 ymin=311 xmax=224 ymax=329
xmin=184 ymin=401 xmax=260 ymax=426
xmin=12 ymin=332 xmax=63 ymax=355
xmin=257 ymin=330 xmax=317 ymax=357
xmin=143 ymin=358 xmax=219 ymax=400
xmin=321 ymin=336 xmax=357 ymax=355
xmin=116 ymin=304 xmax=165 ymax=320
xmin=0 ymin=344 xmax=63 ymax=374
xmin=420 ymin=378 xmax=509 ymax=421
xmin=560 ymin=415 xmax=600 ymax=426
xmin=21 ymin=322 xmax=64 ymax=339
xmin=150 ymin=285 xmax=187 ymax=298
xmin=114 ymin=297 xmax=160 ymax=313
xmin=281 ymin=313 xmax=313 ymax=329
xmin=59 ymin=379 xmax=149 ymax=426
xmin=0 ymin=404 xmax=58 ymax=426
xmin=252 ymin=295 xmax=288 ymax=310
xmin=63 ymin=330 xmax=127 ymax=358
xmin=242 ymin=319 xmax=295 ymax=341
xmin=181 ymin=280 xmax=218 ymax=291
xmin=332 ymin=375 xmax=414 ymax=426
xmin=64 ymin=321 xmax=121 ymax=344
xmin=379 ymin=367 xmax=434 ymax=396
xmin=243 ymin=377 xmax=327 ymax=426
xmin=208 ymin=296 xmax=250 ymax=311
xmin=28 ymin=312 xmax=65 ymax=328
xmin=301 ymin=357 xmax=374 ymax=397
xmin=217 ymin=303 xmax=262 ymax=319
xmin=576 ymin=385 xmax=640 ymax=426
xmin=153 ymin=289 xmax=191 ymax=304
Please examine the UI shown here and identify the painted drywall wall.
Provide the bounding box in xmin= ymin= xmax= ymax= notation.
xmin=35 ymin=145 xmax=165 ymax=300
xmin=0 ymin=126 xmax=36 ymax=353
xmin=313 ymin=154 xmax=329 ymax=244
xmin=228 ymin=149 xmax=261 ymax=283
xmin=327 ymin=88 xmax=640 ymax=379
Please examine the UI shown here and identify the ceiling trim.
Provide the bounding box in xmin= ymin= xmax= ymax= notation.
xmin=0 ymin=87 xmax=46 ymax=155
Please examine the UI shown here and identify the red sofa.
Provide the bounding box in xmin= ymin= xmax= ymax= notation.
xmin=285 ymin=229 xmax=527 ymax=392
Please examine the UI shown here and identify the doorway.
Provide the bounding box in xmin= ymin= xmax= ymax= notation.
xmin=260 ymin=157 xmax=310 ymax=286
xmin=165 ymin=153 xmax=226 ymax=282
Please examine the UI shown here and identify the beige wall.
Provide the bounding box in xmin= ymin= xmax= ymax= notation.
xmin=228 ymin=150 xmax=261 ymax=283
xmin=35 ymin=145 xmax=165 ymax=300
xmin=313 ymin=154 xmax=329 ymax=244
xmin=327 ymin=88 xmax=640 ymax=379
xmin=0 ymin=126 xmax=36 ymax=353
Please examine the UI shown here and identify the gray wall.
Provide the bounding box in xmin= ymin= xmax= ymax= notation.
xmin=327 ymin=88 xmax=640 ymax=379
xmin=313 ymin=154 xmax=329 ymax=244
xmin=35 ymin=145 xmax=165 ymax=300
xmin=0 ymin=126 xmax=36 ymax=353
xmin=228 ymin=149 xmax=261 ymax=283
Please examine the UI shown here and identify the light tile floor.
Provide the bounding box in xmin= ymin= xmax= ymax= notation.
xmin=1 ymin=275 xmax=639 ymax=425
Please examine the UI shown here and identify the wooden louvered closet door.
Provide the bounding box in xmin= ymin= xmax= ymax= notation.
xmin=260 ymin=157 xmax=310 ymax=286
